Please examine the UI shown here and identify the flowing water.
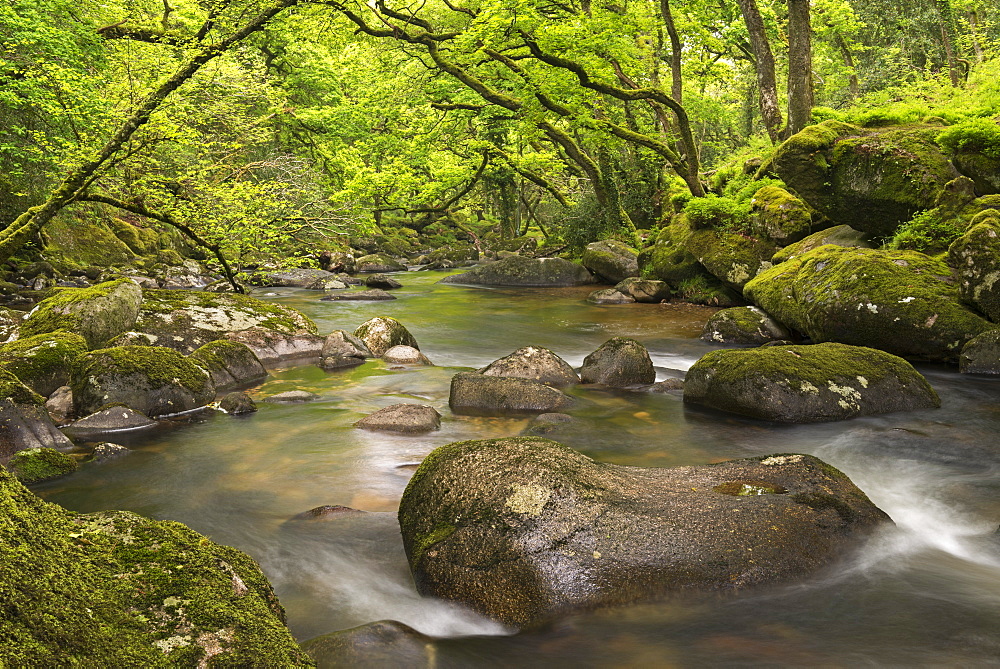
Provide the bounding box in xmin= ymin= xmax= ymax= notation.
xmin=39 ymin=270 xmax=1000 ymax=666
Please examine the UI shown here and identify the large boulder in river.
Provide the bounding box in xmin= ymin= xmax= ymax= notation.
xmin=225 ymin=326 xmax=324 ymax=367
xmin=189 ymin=340 xmax=267 ymax=391
xmin=683 ymin=343 xmax=940 ymax=423
xmin=355 ymin=253 xmax=406 ymax=273
xmin=700 ymin=306 xmax=790 ymax=345
xmin=20 ymin=278 xmax=142 ymax=348
xmin=959 ymin=330 xmax=1000 ymax=374
xmin=0 ymin=469 xmax=310 ymax=666
xmin=252 ymin=268 xmax=337 ymax=289
xmin=771 ymin=224 xmax=870 ymax=264
xmin=0 ymin=370 xmax=72 ymax=458
xmin=579 ymin=337 xmax=655 ymax=387
xmin=354 ymin=317 xmax=419 ymax=356
xmin=0 ymin=331 xmax=88 ymax=396
xmin=479 ymin=346 xmax=579 ymax=387
xmin=132 ymin=289 xmax=317 ymax=354
xmin=399 ymin=437 xmax=889 ymax=627
xmin=685 ymin=228 xmax=775 ymax=291
xmin=581 ymin=240 xmax=639 ymax=284
xmin=355 ymin=404 xmax=441 ymax=434
xmin=614 ymin=277 xmax=671 ymax=303
xmin=948 ymin=212 xmax=1000 ymax=321
xmin=765 ymin=121 xmax=957 ymax=237
xmin=72 ymin=346 xmax=216 ymax=418
xmin=319 ymin=330 xmax=371 ymax=369
xmin=743 ymin=245 xmax=992 ymax=362
xmin=439 ymin=256 xmax=597 ymax=287
xmin=449 ymin=372 xmax=573 ymax=416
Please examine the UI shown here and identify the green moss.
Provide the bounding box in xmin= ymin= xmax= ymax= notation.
xmin=108 ymin=219 xmax=154 ymax=255
xmin=188 ymin=340 xmax=250 ymax=371
xmin=889 ymin=208 xmax=965 ymax=254
xmin=40 ymin=210 xmax=135 ymax=267
xmin=0 ymin=368 xmax=45 ymax=405
xmin=685 ymin=228 xmax=775 ymax=290
xmin=76 ymin=346 xmax=211 ymax=394
xmin=7 ymin=448 xmax=78 ymax=484
xmin=0 ymin=331 xmax=88 ymax=395
xmin=20 ymin=278 xmax=142 ymax=348
xmin=0 ymin=470 xmax=312 ymax=665
xmin=749 ymin=186 xmax=813 ymax=243
xmin=937 ymin=117 xmax=1000 ymax=158
xmin=683 ymin=195 xmax=750 ymax=232
xmin=140 ymin=289 xmax=317 ymax=336
xmin=410 ymin=523 xmax=457 ymax=563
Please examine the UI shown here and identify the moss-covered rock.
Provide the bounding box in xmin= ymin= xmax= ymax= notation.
xmin=0 ymin=469 xmax=311 ymax=665
xmin=108 ymin=218 xmax=158 ymax=255
xmin=771 ymin=224 xmax=870 ymax=264
xmin=133 ymin=289 xmax=316 ymax=354
xmin=701 ymin=306 xmax=791 ymax=345
xmin=766 ymin=122 xmax=957 ymax=237
xmin=355 ymin=403 xmax=441 ymax=434
xmin=959 ymin=329 xmax=1000 ymax=374
xmin=40 ymin=210 xmax=136 ymax=268
xmin=72 ymin=346 xmax=216 ymax=418
xmin=6 ymin=447 xmax=78 ymax=483
xmin=0 ymin=306 xmax=23 ymax=342
xmin=353 ymin=317 xmax=419 ymax=357
xmin=685 ymin=228 xmax=775 ymax=291
xmin=355 ymin=253 xmax=407 ymax=273
xmin=581 ymin=239 xmax=640 ymax=284
xmin=398 ymin=437 xmax=889 ymax=627
xmin=439 ymin=256 xmax=597 ymax=287
xmin=749 ymin=185 xmax=814 ymax=244
xmin=189 ymin=340 xmax=267 ymax=391
xmin=301 ymin=620 xmax=434 ymax=668
xmin=744 ymin=245 xmax=992 ymax=361
xmin=579 ymin=337 xmax=655 ymax=387
xmin=684 ymin=342 xmax=940 ymax=422
xmin=948 ymin=216 xmax=1000 ymax=321
xmin=637 ymin=243 xmax=703 ymax=286
xmin=449 ymin=372 xmax=574 ymax=416
xmin=0 ymin=369 xmax=73 ymax=458
xmin=614 ymin=277 xmax=671 ymax=303
xmin=952 ymin=150 xmax=1000 ymax=194
xmin=20 ymin=278 xmax=143 ymax=348
xmin=479 ymin=346 xmax=579 ymax=388
xmin=0 ymin=332 xmax=88 ymax=396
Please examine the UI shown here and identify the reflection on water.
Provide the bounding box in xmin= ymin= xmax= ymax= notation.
xmin=39 ymin=270 xmax=1000 ymax=665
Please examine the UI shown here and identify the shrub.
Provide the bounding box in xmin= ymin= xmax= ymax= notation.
xmin=936 ymin=118 xmax=1000 ymax=158
xmin=683 ymin=194 xmax=750 ymax=232
xmin=889 ymin=208 xmax=965 ymax=254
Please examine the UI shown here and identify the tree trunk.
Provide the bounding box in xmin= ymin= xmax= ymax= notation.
xmin=836 ymin=34 xmax=859 ymax=100
xmin=786 ymin=0 xmax=814 ymax=136
xmin=736 ymin=0 xmax=784 ymax=143
xmin=936 ymin=0 xmax=960 ymax=86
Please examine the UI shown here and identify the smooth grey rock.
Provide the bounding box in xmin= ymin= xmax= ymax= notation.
xmin=479 ymin=346 xmax=579 ymax=388
xmin=439 ymin=256 xmax=597 ymax=287
xmin=225 ymin=327 xmax=324 ymax=367
xmin=354 ymin=317 xmax=419 ymax=357
xmin=67 ymin=407 xmax=156 ymax=433
xmin=264 ymin=390 xmax=319 ymax=403
xmin=319 ymin=330 xmax=371 ymax=370
xmin=449 ymin=372 xmax=574 ymax=416
xmin=586 ymin=289 xmax=635 ymax=304
xmin=365 ymin=274 xmax=403 ymax=290
xmin=614 ymin=277 xmax=671 ymax=303
xmin=355 ymin=404 xmax=441 ymax=434
xmin=45 ymin=385 xmax=74 ymax=424
xmin=580 ymin=337 xmax=655 ymax=387
xmin=382 ymin=345 xmax=431 ymax=365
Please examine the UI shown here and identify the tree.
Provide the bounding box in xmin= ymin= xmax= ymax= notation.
xmin=787 ymin=0 xmax=814 ymax=135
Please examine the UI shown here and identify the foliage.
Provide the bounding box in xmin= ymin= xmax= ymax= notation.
xmin=683 ymin=195 xmax=751 ymax=233
xmin=936 ymin=117 xmax=1000 ymax=156
xmin=888 ymin=208 xmax=965 ymax=254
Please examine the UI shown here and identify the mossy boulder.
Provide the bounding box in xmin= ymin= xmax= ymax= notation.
xmin=948 ymin=215 xmax=1000 ymax=321
xmin=133 ymin=289 xmax=316 ymax=354
xmin=0 ymin=370 xmax=72 ymax=457
xmin=749 ymin=185 xmax=813 ymax=244
xmin=0 ymin=332 xmax=88 ymax=396
xmin=39 ymin=211 xmax=136 ymax=267
xmin=581 ymin=240 xmax=640 ymax=284
xmin=952 ymin=150 xmax=1000 ymax=195
xmin=766 ymin=122 xmax=957 ymax=236
xmin=20 ymin=278 xmax=143 ymax=348
xmin=399 ymin=437 xmax=889 ymax=627
xmin=355 ymin=253 xmax=407 ymax=273
xmin=744 ymin=245 xmax=992 ymax=361
xmin=439 ymin=256 xmax=597 ymax=287
xmin=225 ymin=327 xmax=324 ymax=367
xmin=772 ymin=224 xmax=870 ymax=264
xmin=684 ymin=343 xmax=940 ymax=422
xmin=72 ymin=346 xmax=216 ymax=418
xmin=353 ymin=317 xmax=419 ymax=357
xmin=959 ymin=329 xmax=1000 ymax=374
xmin=685 ymin=228 xmax=775 ymax=291
xmin=480 ymin=346 xmax=580 ymax=388
xmin=700 ymin=306 xmax=791 ymax=345
xmin=189 ymin=340 xmax=267 ymax=391
xmin=251 ymin=268 xmax=338 ymax=289
xmin=586 ymin=288 xmax=635 ymax=304
xmin=0 ymin=306 xmax=23 ymax=342
xmin=638 ymin=241 xmax=703 ymax=287
xmin=579 ymin=337 xmax=655 ymax=387
xmin=6 ymin=447 xmax=78 ymax=484
xmin=449 ymin=372 xmax=574 ymax=416
xmin=421 ymin=244 xmax=479 ymax=270
xmin=0 ymin=469 xmax=311 ymax=666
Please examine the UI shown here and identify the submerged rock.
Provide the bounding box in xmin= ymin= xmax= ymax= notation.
xmin=449 ymin=372 xmax=574 ymax=416
xmin=587 ymin=288 xmax=635 ymax=304
xmin=0 ymin=469 xmax=310 ymax=666
xmin=439 ymin=256 xmax=596 ymax=287
xmin=354 ymin=317 xmax=419 ymax=357
xmin=321 ymin=289 xmax=396 ymax=301
xmin=355 ymin=404 xmax=441 ymax=434
xmin=398 ymin=437 xmax=890 ymax=627
xmin=744 ymin=246 xmax=992 ymax=362
xmin=480 ymin=346 xmax=579 ymax=388
xmin=579 ymin=337 xmax=655 ymax=387
xmin=683 ymin=342 xmax=940 ymax=422
xmin=301 ymin=620 xmax=435 ymax=668
xmin=289 ymin=505 xmax=366 ymax=521
xmin=700 ymin=306 xmax=791 ymax=345
xmin=264 ymin=391 xmax=318 ymax=403
xmin=581 ymin=240 xmax=639 ymax=284
xmin=72 ymin=346 xmax=216 ymax=418
xmin=219 ymin=391 xmax=257 ymax=415
xmin=382 ymin=345 xmax=431 ymax=365
xmin=88 ymin=442 xmax=131 ymax=463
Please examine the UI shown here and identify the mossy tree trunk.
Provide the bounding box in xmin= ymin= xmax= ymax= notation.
xmin=736 ymin=0 xmax=785 ymax=143
xmin=786 ymin=0 xmax=815 ymax=137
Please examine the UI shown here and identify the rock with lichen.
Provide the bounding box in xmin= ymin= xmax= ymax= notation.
xmin=355 ymin=253 xmax=407 ymax=273
xmin=20 ymin=278 xmax=143 ymax=348
xmin=382 ymin=345 xmax=431 ymax=365
xmin=684 ymin=342 xmax=939 ymax=422
xmin=353 ymin=317 xmax=419 ymax=357
xmin=749 ymin=185 xmax=814 ymax=244
xmin=0 ymin=468 xmax=310 ymax=666
xmin=684 ymin=228 xmax=775 ymax=292
xmin=581 ymin=240 xmax=639 ymax=284
xmin=225 ymin=327 xmax=324 ymax=367
xmin=439 ymin=256 xmax=597 ymax=287
xmin=0 ymin=331 xmax=88 ymax=397
xmin=948 ymin=211 xmax=1000 ymax=321
xmin=355 ymin=404 xmax=441 ymax=434
xmin=71 ymin=346 xmax=216 ymax=418
xmin=479 ymin=346 xmax=579 ymax=388
xmin=744 ymin=245 xmax=992 ymax=362
xmin=189 ymin=340 xmax=267 ymax=391
xmin=398 ymin=436 xmax=890 ymax=627
xmin=449 ymin=372 xmax=574 ymax=416
xmin=579 ymin=337 xmax=655 ymax=387
xmin=0 ymin=370 xmax=72 ymax=458
xmin=700 ymin=306 xmax=791 ymax=345
xmin=131 ymin=289 xmax=316 ymax=355
xmin=614 ymin=277 xmax=671 ymax=303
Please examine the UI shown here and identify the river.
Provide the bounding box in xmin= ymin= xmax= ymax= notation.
xmin=40 ymin=269 xmax=1000 ymax=666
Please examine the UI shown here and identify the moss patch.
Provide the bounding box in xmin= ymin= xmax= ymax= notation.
xmin=20 ymin=278 xmax=143 ymax=348
xmin=0 ymin=332 xmax=88 ymax=395
xmin=0 ymin=368 xmax=45 ymax=406
xmin=6 ymin=447 xmax=78 ymax=484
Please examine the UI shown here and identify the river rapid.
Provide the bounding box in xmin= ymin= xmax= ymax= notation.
xmin=40 ymin=270 xmax=1000 ymax=666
